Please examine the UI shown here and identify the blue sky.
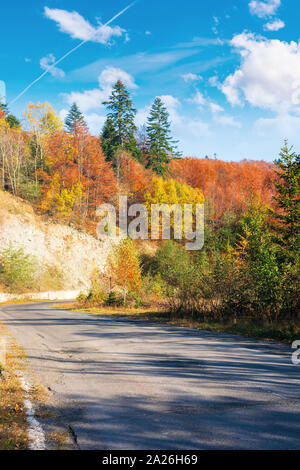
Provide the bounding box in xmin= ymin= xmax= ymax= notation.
xmin=1 ymin=0 xmax=300 ymax=161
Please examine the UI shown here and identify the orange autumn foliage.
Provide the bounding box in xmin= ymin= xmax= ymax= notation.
xmin=0 ymin=107 xmax=7 ymax=120
xmin=40 ymin=131 xmax=116 ymax=221
xmin=107 ymin=238 xmax=142 ymax=294
xmin=119 ymin=152 xmax=153 ymax=201
xmin=169 ymin=158 xmax=275 ymax=218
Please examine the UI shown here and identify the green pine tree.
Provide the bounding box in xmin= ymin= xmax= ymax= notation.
xmin=65 ymin=103 xmax=87 ymax=135
xmin=0 ymin=102 xmax=20 ymax=128
xmin=100 ymin=118 xmax=119 ymax=162
xmin=270 ymin=141 xmax=300 ymax=256
xmin=146 ymin=97 xmax=179 ymax=175
xmin=231 ymin=200 xmax=282 ymax=318
xmin=6 ymin=114 xmax=21 ymax=128
xmin=101 ymin=81 xmax=141 ymax=162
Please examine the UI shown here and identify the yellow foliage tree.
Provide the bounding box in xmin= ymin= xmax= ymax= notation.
xmin=107 ymin=239 xmax=142 ymax=302
xmin=40 ymin=174 xmax=86 ymax=221
xmin=0 ymin=123 xmax=30 ymax=195
xmin=144 ymin=177 xmax=204 ymax=206
xmin=144 ymin=177 xmax=205 ymax=239
xmin=24 ymin=102 xmax=63 ymax=189
xmin=24 ymin=102 xmax=63 ymax=136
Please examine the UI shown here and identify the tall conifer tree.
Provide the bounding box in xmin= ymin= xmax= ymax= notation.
xmin=270 ymin=141 xmax=300 ymax=256
xmin=146 ymin=97 xmax=179 ymax=175
xmin=65 ymin=103 xmax=87 ymax=135
xmin=101 ymin=81 xmax=141 ymax=162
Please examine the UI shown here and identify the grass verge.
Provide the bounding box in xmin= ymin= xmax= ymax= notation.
xmin=0 ymin=298 xmax=52 ymax=307
xmin=0 ymin=323 xmax=28 ymax=450
xmin=0 ymin=322 xmax=49 ymax=450
xmin=57 ymin=303 xmax=300 ymax=344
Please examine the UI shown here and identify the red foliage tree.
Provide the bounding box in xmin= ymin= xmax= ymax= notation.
xmin=170 ymin=158 xmax=275 ymax=218
xmin=119 ymin=152 xmax=153 ymax=202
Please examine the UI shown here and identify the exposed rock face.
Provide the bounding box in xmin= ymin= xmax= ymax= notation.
xmin=0 ymin=190 xmax=116 ymax=290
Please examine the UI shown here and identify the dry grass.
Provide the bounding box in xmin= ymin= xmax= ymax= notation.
xmin=0 ymin=323 xmax=28 ymax=450
xmin=0 ymin=299 xmax=51 ymax=307
xmin=0 ymin=322 xmax=50 ymax=450
xmin=59 ymin=303 xmax=300 ymax=344
xmin=48 ymin=431 xmax=71 ymax=450
xmin=55 ymin=302 xmax=163 ymax=316
xmin=128 ymin=313 xmax=300 ymax=344
xmin=0 ymin=189 xmax=35 ymax=220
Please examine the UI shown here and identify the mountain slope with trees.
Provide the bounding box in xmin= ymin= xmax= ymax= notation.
xmin=0 ymin=80 xmax=298 ymax=328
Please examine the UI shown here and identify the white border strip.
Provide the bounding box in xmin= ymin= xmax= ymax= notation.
xmin=19 ymin=376 xmax=46 ymax=450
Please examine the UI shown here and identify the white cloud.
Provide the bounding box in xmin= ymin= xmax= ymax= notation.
xmin=208 ymin=75 xmax=220 ymax=87
xmin=213 ymin=114 xmax=241 ymax=128
xmin=99 ymin=67 xmax=137 ymax=90
xmin=184 ymin=119 xmax=211 ymax=138
xmin=145 ymin=30 xmax=151 ymax=35
xmin=159 ymin=95 xmax=180 ymax=108
xmin=209 ymin=100 xmax=241 ymax=127
xmin=212 ymin=16 xmax=219 ymax=36
xmin=64 ymin=89 xmax=105 ymax=113
xmin=174 ymin=36 xmax=224 ymax=48
xmin=159 ymin=95 xmax=182 ymax=125
xmin=249 ymin=0 xmax=281 ymax=18
xmin=209 ymin=102 xmax=224 ymax=114
xmin=85 ymin=113 xmax=106 ymax=135
xmin=182 ymin=73 xmax=203 ymax=83
xmin=188 ymin=91 xmax=241 ymax=128
xmin=162 ymin=95 xmax=211 ymax=138
xmin=62 ymin=66 xmax=137 ymax=113
xmin=137 ymin=95 xmax=206 ymax=131
xmin=44 ymin=7 xmax=127 ymax=45
xmin=188 ymin=90 xmax=207 ymax=107
xmin=222 ymin=71 xmax=244 ymax=106
xmin=263 ymin=19 xmax=285 ymax=31
xmin=146 ymin=95 xmax=210 ymax=140
xmin=40 ymin=53 xmax=65 ymax=78
xmin=221 ymin=32 xmax=300 ymax=114
xmin=255 ymin=113 xmax=300 ymax=138
xmin=59 ymin=109 xmax=68 ymax=123
xmin=136 ymin=105 xmax=151 ymax=128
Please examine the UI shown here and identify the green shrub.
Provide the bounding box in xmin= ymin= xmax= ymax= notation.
xmin=105 ymin=291 xmax=123 ymax=307
xmin=86 ymin=281 xmax=106 ymax=304
xmin=0 ymin=245 xmax=65 ymax=294
xmin=18 ymin=180 xmax=41 ymax=203
xmin=0 ymin=245 xmax=36 ymax=293
xmin=77 ymin=281 xmax=107 ymax=306
xmin=77 ymin=292 xmax=87 ymax=304
xmin=133 ymin=293 xmax=144 ymax=308
xmin=151 ymin=200 xmax=300 ymax=323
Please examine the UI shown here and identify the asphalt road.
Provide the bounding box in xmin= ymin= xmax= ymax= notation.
xmin=1 ymin=301 xmax=300 ymax=450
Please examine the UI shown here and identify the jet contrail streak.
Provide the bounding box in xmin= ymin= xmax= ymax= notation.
xmin=9 ymin=2 xmax=137 ymax=106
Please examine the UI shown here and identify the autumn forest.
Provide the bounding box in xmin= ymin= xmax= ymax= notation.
xmin=0 ymin=80 xmax=299 ymax=340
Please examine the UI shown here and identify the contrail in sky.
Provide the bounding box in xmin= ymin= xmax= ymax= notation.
xmin=9 ymin=2 xmax=137 ymax=106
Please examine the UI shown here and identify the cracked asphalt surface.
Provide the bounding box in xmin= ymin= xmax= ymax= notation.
xmin=1 ymin=301 xmax=300 ymax=450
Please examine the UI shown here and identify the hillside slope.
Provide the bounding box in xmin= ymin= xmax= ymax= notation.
xmin=0 ymin=191 xmax=115 ymax=291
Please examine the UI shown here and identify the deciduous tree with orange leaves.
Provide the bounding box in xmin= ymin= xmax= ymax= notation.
xmin=40 ymin=130 xmax=116 ymax=224
xmin=119 ymin=151 xmax=152 ymax=202
xmin=170 ymin=157 xmax=274 ymax=219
